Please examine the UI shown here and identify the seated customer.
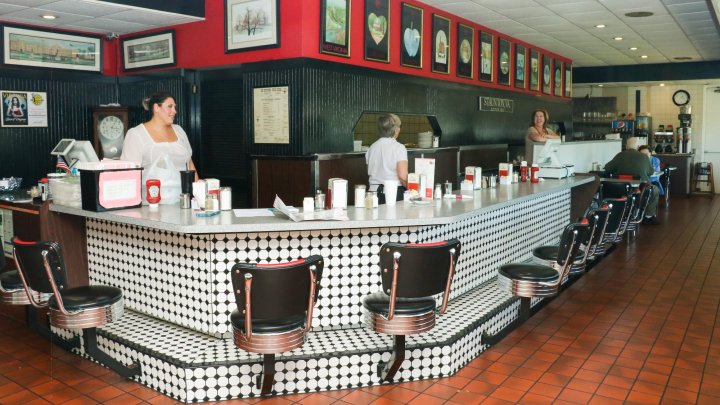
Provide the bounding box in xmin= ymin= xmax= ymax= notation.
xmin=638 ymin=145 xmax=665 ymax=196
xmin=604 ymin=137 xmax=661 ymax=225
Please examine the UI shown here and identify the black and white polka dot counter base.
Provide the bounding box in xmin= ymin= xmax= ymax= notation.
xmin=72 ymin=189 xmax=571 ymax=401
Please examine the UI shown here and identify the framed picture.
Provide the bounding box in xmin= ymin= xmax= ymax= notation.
xmin=431 ymin=14 xmax=450 ymax=74
xmin=2 ymin=25 xmax=101 ymax=72
xmin=320 ymin=0 xmax=351 ymax=57
xmin=364 ymin=0 xmax=390 ymax=62
xmin=529 ymin=50 xmax=539 ymax=91
xmin=554 ymin=59 xmax=563 ymax=96
xmin=542 ymin=54 xmax=552 ymax=94
xmin=497 ymin=38 xmax=511 ymax=86
xmin=456 ymin=23 xmax=473 ymax=79
xmin=400 ymin=3 xmax=423 ymax=69
xmin=565 ymin=63 xmax=572 ymax=97
xmin=478 ymin=31 xmax=493 ymax=82
xmin=225 ymin=0 xmax=279 ymax=53
xmin=515 ymin=44 xmax=526 ymax=89
xmin=121 ymin=30 xmax=176 ymax=72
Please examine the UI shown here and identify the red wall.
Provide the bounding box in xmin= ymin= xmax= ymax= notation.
xmin=120 ymin=0 xmax=571 ymax=97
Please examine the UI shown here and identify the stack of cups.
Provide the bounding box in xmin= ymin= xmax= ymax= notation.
xmin=384 ymin=180 xmax=398 ymax=205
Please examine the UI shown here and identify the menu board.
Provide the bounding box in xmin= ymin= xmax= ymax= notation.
xmin=253 ymin=86 xmax=289 ymax=144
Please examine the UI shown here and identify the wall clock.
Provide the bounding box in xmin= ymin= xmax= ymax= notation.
xmin=672 ymin=89 xmax=690 ymax=106
xmin=92 ymin=106 xmax=129 ymax=159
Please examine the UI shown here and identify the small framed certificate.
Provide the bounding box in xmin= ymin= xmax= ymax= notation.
xmin=253 ymin=86 xmax=289 ymax=144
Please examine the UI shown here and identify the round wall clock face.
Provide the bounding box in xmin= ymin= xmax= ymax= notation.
xmin=99 ymin=115 xmax=125 ymax=140
xmin=672 ymin=90 xmax=690 ymax=106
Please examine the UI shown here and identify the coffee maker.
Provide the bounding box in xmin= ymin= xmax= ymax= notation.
xmin=677 ymin=105 xmax=692 ymax=154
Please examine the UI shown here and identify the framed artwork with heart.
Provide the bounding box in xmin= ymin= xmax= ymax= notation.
xmin=456 ymin=23 xmax=473 ymax=79
xmin=554 ymin=59 xmax=563 ymax=96
xmin=529 ymin=50 xmax=539 ymax=91
xmin=542 ymin=54 xmax=552 ymax=94
xmin=478 ymin=31 xmax=493 ymax=82
xmin=364 ymin=0 xmax=389 ymax=62
xmin=515 ymin=44 xmax=526 ymax=89
xmin=565 ymin=63 xmax=572 ymax=97
xmin=431 ymin=14 xmax=450 ymax=74
xmin=400 ymin=3 xmax=423 ymax=69
xmin=497 ymin=38 xmax=511 ymax=86
xmin=320 ymin=0 xmax=351 ymax=57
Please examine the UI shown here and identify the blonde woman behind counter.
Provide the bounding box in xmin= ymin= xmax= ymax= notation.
xmin=366 ymin=114 xmax=408 ymax=204
xmin=525 ymin=108 xmax=561 ymax=164
xmin=120 ymin=91 xmax=198 ymax=204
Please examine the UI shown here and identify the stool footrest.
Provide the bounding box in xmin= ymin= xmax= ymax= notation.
xmin=83 ymin=328 xmax=141 ymax=379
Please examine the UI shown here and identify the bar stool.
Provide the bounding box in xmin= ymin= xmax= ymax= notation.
xmin=626 ymin=184 xmax=655 ymax=237
xmin=615 ymin=189 xmax=639 ymax=242
xmin=230 ymin=256 xmax=323 ymax=396
xmin=691 ymin=162 xmax=714 ymax=197
xmin=532 ymin=208 xmax=608 ymax=276
xmin=483 ymin=222 xmax=587 ymax=345
xmin=597 ymin=197 xmax=628 ymax=254
xmin=362 ymin=239 xmax=461 ymax=382
xmin=12 ymin=237 xmax=140 ymax=378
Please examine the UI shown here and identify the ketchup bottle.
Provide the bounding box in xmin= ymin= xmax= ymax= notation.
xmin=531 ymin=164 xmax=540 ymax=183
xmin=146 ymin=179 xmax=161 ymax=206
xmin=520 ymin=161 xmax=528 ymax=182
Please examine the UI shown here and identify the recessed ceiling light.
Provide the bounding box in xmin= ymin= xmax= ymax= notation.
xmin=595 ymin=24 xmax=606 ymax=28
xmin=641 ymin=55 xmax=648 ymax=59
xmin=674 ymin=56 xmax=692 ymax=61
xmin=598 ymin=84 xmax=604 ymax=87
xmin=625 ymin=11 xmax=654 ymax=18
xmin=629 ymin=47 xmax=638 ymax=51
xmin=614 ymin=37 xmax=623 ymax=41
xmin=41 ymin=14 xmax=57 ymax=20
xmin=659 ymin=83 xmax=665 ymax=87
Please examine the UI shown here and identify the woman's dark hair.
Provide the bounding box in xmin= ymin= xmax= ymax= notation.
xmin=11 ymin=97 xmax=19 ymax=105
xmin=638 ymin=145 xmax=651 ymax=152
xmin=142 ymin=91 xmax=175 ymax=113
xmin=530 ymin=109 xmax=550 ymax=128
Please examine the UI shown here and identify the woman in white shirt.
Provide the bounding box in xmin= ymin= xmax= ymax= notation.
xmin=365 ymin=114 xmax=408 ymax=204
xmin=120 ymin=92 xmax=197 ymax=204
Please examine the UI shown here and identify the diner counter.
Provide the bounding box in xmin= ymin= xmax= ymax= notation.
xmin=50 ymin=175 xmax=594 ymax=233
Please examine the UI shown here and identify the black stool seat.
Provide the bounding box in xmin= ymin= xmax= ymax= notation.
xmin=230 ymin=311 xmax=305 ymax=333
xmin=49 ymin=286 xmax=122 ymax=312
xmin=362 ymin=292 xmax=437 ymax=315
xmin=0 ymin=270 xmax=23 ymax=290
xmin=499 ymin=263 xmax=558 ymax=282
xmin=533 ymin=246 xmax=585 ymax=262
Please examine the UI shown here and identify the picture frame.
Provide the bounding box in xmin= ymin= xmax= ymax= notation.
xmin=431 ymin=14 xmax=450 ymax=74
xmin=364 ymin=0 xmax=390 ymax=63
xmin=225 ymin=0 xmax=279 ymax=53
xmin=2 ymin=25 xmax=101 ymax=72
xmin=400 ymin=3 xmax=423 ymax=69
xmin=565 ymin=63 xmax=572 ymax=97
xmin=478 ymin=31 xmax=493 ymax=82
xmin=320 ymin=0 xmax=351 ymax=57
xmin=515 ymin=44 xmax=526 ymax=89
xmin=529 ymin=50 xmax=539 ymax=91
xmin=456 ymin=23 xmax=473 ymax=79
xmin=542 ymin=54 xmax=552 ymax=94
xmin=497 ymin=38 xmax=511 ymax=86
xmin=554 ymin=59 xmax=563 ymax=96
xmin=121 ymin=30 xmax=176 ymax=72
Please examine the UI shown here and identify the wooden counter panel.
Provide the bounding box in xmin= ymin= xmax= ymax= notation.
xmin=40 ymin=203 xmax=87 ymax=287
xmin=459 ymin=147 xmax=508 ymax=172
xmin=318 ymin=156 xmax=367 ymax=206
xmin=252 ymin=159 xmax=313 ymax=208
xmin=409 ymin=148 xmax=458 ymax=187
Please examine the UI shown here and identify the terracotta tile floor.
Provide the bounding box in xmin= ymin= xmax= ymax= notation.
xmin=1 ymin=195 xmax=719 ymax=404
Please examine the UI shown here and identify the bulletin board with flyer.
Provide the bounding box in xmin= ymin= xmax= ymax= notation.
xmin=1 ymin=90 xmax=48 ymax=127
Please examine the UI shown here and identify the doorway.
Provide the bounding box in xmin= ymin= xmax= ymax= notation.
xmin=701 ymin=86 xmax=720 ymax=193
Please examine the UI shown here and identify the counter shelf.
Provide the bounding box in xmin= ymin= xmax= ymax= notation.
xmin=49 ymin=176 xmax=594 ymax=401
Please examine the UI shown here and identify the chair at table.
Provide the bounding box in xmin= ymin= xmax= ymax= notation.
xmin=230 ymin=256 xmax=324 ymax=396
xmin=11 ymin=237 xmax=140 ymax=378
xmin=483 ymin=222 xmax=588 ymax=345
xmin=362 ymin=239 xmax=461 ymax=382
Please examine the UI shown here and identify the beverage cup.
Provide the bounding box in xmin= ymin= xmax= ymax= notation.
xmin=383 ymin=180 xmax=398 ymax=205
xmin=180 ymin=170 xmax=195 ymax=194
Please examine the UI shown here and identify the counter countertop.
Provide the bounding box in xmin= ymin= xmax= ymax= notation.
xmin=50 ymin=175 xmax=594 ymax=234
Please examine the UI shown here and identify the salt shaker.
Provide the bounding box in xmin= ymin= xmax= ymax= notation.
xmin=434 ymin=183 xmax=442 ymax=199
